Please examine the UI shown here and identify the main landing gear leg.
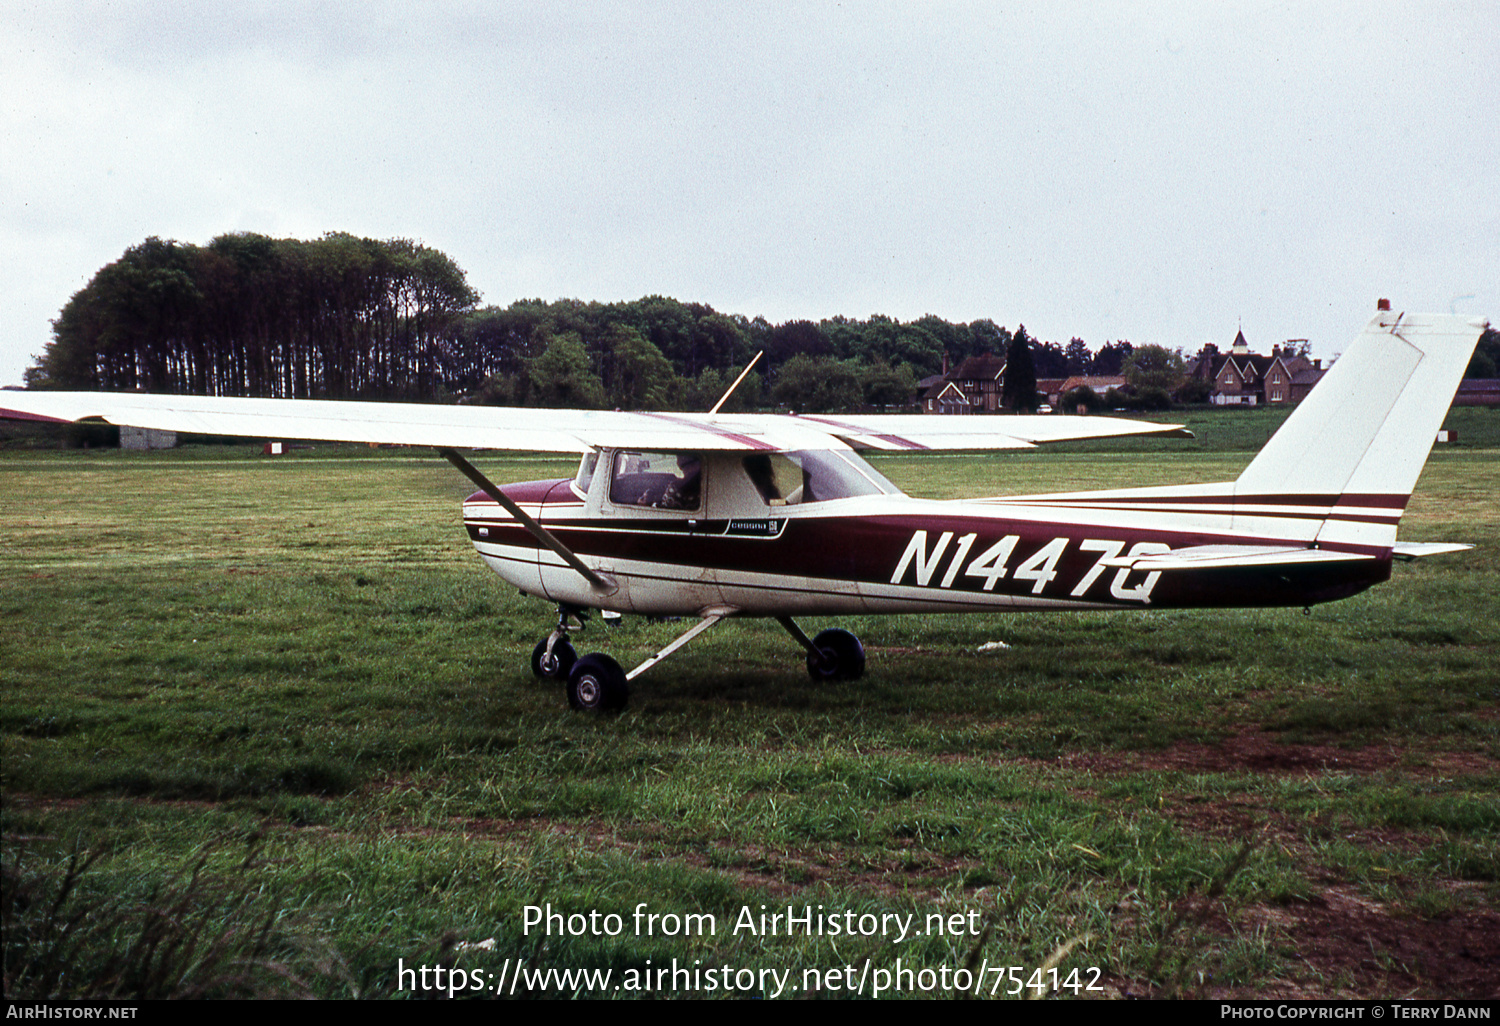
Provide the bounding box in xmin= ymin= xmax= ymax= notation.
xmin=531 ymin=603 xmax=586 ymax=681
xmin=568 ymin=612 xmax=729 ymax=715
xmin=778 ymin=616 xmax=866 ymax=682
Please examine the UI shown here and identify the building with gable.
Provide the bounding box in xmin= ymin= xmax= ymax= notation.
xmin=920 ymin=352 xmax=1008 ymax=414
xmin=1189 ymin=330 xmax=1326 ymax=406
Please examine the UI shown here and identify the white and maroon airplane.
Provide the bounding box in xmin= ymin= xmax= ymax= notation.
xmin=3 ymin=307 xmax=1485 ymax=712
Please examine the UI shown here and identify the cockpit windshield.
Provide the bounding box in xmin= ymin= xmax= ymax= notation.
xmin=573 ymin=451 xmax=599 ymax=497
xmin=743 ymin=449 xmax=901 ymax=505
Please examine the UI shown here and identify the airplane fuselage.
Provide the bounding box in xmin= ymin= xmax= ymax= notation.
xmin=464 ymin=448 xmax=1393 ymax=619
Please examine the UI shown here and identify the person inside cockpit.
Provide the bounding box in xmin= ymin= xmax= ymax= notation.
xmin=659 ymin=453 xmax=701 ymax=509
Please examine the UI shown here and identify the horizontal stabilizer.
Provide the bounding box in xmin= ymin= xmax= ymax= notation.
xmin=1391 ymin=541 xmax=1473 ymax=561
xmin=1107 ymin=544 xmax=1375 ymax=572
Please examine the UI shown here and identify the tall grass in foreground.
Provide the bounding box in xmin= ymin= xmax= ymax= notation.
xmin=2 ymin=835 xmax=354 ymax=999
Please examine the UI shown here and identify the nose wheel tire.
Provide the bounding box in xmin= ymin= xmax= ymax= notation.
xmin=805 ymin=628 xmax=865 ymax=682
xmin=532 ymin=638 xmax=577 ymax=680
xmin=567 ymin=654 xmax=629 ymax=712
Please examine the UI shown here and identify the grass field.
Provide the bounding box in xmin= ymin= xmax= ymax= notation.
xmin=2 ymin=411 xmax=1497 ymax=999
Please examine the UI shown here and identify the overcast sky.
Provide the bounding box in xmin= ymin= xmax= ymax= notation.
xmin=3 ymin=1 xmax=1496 ymax=386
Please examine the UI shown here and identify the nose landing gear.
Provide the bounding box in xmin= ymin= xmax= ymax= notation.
xmin=531 ymin=604 xmax=588 ymax=681
xmin=531 ymin=637 xmax=576 ymax=680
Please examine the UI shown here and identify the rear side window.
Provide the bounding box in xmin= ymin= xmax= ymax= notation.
xmin=742 ymin=449 xmax=900 ymax=505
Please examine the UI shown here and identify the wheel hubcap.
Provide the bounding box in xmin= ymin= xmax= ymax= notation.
xmin=577 ymin=676 xmax=600 ymax=705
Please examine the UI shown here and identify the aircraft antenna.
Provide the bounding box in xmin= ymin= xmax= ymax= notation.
xmin=709 ymin=351 xmax=764 ymax=415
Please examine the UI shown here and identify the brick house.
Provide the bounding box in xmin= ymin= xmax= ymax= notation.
xmin=1190 ymin=330 xmax=1326 ymax=406
xmin=920 ymin=352 xmax=1009 ymax=414
xmin=920 ymin=377 xmax=970 ymax=414
xmin=952 ymin=354 xmax=1008 ymax=412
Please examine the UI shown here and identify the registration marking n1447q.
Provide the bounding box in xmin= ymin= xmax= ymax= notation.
xmin=890 ymin=530 xmax=1165 ymax=602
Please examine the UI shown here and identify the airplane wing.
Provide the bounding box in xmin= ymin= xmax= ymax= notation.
xmin=0 ymin=391 xmax=1190 ymax=453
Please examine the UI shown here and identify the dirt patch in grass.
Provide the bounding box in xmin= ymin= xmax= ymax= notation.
xmin=677 ymin=839 xmax=980 ymax=901
xmin=1112 ymin=886 xmax=1500 ymax=999
xmin=1047 ymin=732 xmax=1500 ymax=999
xmin=1239 ymin=887 xmax=1500 ymax=999
xmin=381 ymin=814 xmax=979 ymax=903
xmin=1059 ymin=731 xmax=1496 ymax=777
xmin=1150 ymin=795 xmax=1440 ymax=865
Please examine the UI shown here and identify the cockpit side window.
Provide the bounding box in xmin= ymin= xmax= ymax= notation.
xmin=610 ymin=451 xmax=703 ymax=510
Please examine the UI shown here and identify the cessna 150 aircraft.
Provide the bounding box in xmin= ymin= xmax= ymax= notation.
xmin=2 ymin=307 xmax=1484 ymax=712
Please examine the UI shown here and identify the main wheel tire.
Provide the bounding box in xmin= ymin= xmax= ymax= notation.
xmin=567 ymin=653 xmax=628 ymax=712
xmin=805 ymin=628 xmax=866 ymax=682
xmin=531 ymin=638 xmax=577 ymax=680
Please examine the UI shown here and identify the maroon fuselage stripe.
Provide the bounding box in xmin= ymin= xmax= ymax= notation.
xmin=999 ymin=491 xmax=1408 ymax=525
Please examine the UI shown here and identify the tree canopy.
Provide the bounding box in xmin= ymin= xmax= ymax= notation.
xmin=1001 ymin=326 xmax=1038 ymax=412
xmin=1466 ymin=326 xmax=1499 ymax=379
xmin=1122 ymin=344 xmax=1187 ymax=394
xmin=30 ymin=233 xmax=480 ymax=400
xmin=27 ymin=233 xmax=1237 ymax=415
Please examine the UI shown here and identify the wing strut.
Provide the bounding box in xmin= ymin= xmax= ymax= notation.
xmin=438 ymin=448 xmax=614 ymax=593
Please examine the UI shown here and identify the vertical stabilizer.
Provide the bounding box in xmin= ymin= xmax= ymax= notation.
xmin=1233 ymin=310 xmax=1484 ymax=546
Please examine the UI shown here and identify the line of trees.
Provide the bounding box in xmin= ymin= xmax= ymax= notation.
xmin=31 ymin=234 xmax=480 ymax=400
xmin=30 ymin=232 xmax=1285 ymax=413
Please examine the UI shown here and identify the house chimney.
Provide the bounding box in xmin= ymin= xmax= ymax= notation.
xmin=942 ymin=350 xmax=950 ymax=377
xmin=1377 ymin=298 xmax=1391 ymax=311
